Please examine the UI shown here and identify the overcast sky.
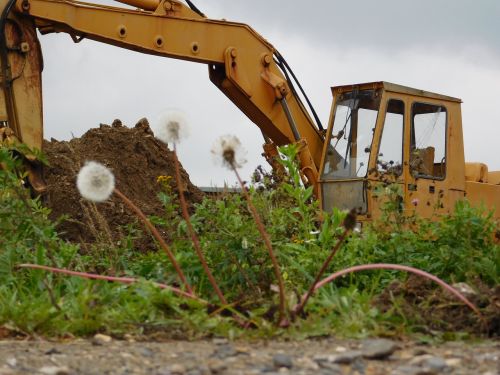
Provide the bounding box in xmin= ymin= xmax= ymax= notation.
xmin=41 ymin=0 xmax=500 ymax=187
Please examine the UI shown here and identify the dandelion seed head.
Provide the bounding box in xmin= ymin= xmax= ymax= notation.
xmin=76 ymin=161 xmax=115 ymax=202
xmin=153 ymin=109 xmax=189 ymax=145
xmin=211 ymin=135 xmax=247 ymax=169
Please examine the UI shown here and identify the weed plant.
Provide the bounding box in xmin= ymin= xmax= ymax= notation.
xmin=0 ymin=145 xmax=498 ymax=339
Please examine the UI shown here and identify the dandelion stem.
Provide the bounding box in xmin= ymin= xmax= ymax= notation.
xmin=231 ymin=164 xmax=288 ymax=326
xmin=294 ymin=228 xmax=349 ymax=316
xmin=299 ymin=263 xmax=482 ymax=318
xmin=172 ymin=145 xmax=228 ymax=305
xmin=113 ymin=188 xmax=194 ymax=295
xmin=18 ymin=263 xmax=204 ymax=302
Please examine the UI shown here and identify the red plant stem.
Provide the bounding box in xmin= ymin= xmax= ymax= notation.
xmin=113 ymin=188 xmax=193 ymax=295
xmin=172 ymin=146 xmax=227 ymax=305
xmin=17 ymin=263 xmax=205 ymax=303
xmin=231 ymin=165 xmax=288 ymax=326
xmin=294 ymin=229 xmax=349 ymax=315
xmin=296 ymin=263 xmax=482 ymax=317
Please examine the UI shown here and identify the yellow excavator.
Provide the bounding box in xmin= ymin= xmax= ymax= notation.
xmin=0 ymin=0 xmax=499 ymax=222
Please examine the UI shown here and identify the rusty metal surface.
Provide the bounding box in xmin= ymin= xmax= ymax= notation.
xmin=0 ymin=11 xmax=43 ymax=151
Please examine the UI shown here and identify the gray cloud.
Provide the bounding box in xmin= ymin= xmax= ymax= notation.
xmin=204 ymin=0 xmax=500 ymax=61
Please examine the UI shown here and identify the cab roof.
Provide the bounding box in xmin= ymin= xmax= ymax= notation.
xmin=331 ymin=81 xmax=462 ymax=103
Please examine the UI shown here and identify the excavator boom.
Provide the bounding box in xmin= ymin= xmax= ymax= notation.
xmin=0 ymin=0 xmax=325 ymax=192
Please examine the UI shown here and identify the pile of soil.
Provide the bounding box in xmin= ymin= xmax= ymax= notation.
xmin=42 ymin=119 xmax=204 ymax=250
xmin=376 ymin=275 xmax=500 ymax=337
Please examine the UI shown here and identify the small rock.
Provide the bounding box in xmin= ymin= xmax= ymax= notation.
xmin=207 ymin=359 xmax=227 ymax=374
xmin=212 ymin=338 xmax=228 ymax=345
xmin=409 ymin=354 xmax=432 ymax=366
xmin=234 ymin=345 xmax=250 ymax=356
xmin=444 ymin=358 xmax=461 ymax=367
xmin=398 ymin=349 xmax=416 ymax=360
xmin=412 ymin=348 xmax=429 ymax=356
xmin=296 ymin=357 xmax=319 ymax=371
xmin=255 ymin=365 xmax=275 ymax=373
xmin=5 ymin=358 xmax=17 ymax=368
xmin=391 ymin=365 xmax=436 ymax=375
xmin=332 ymin=350 xmax=362 ymax=364
xmin=91 ymin=333 xmax=112 ymax=346
xmin=170 ymin=363 xmax=186 ymax=375
xmin=194 ymin=364 xmax=210 ymax=375
xmin=410 ymin=355 xmax=448 ymax=372
xmin=112 ymin=119 xmax=123 ymax=128
xmin=135 ymin=117 xmax=151 ymax=131
xmin=313 ymin=354 xmax=335 ymax=363
xmin=273 ymin=353 xmax=293 ymax=369
xmin=156 ymin=367 xmax=171 ymax=375
xmin=476 ymin=352 xmax=499 ymax=362
xmin=452 ymin=282 xmax=477 ymax=298
xmin=211 ymin=344 xmax=237 ymax=359
xmin=351 ymin=358 xmax=366 ymax=374
xmin=124 ymin=334 xmax=136 ymax=342
xmin=138 ymin=347 xmax=154 ymax=358
xmin=361 ymin=339 xmax=399 ymax=359
xmin=317 ymin=361 xmax=342 ymax=374
xmin=421 ymin=357 xmax=449 ymax=372
xmin=39 ymin=366 xmax=71 ymax=375
xmin=45 ymin=348 xmax=62 ymax=355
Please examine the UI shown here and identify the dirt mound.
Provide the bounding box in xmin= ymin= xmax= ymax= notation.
xmin=376 ymin=275 xmax=500 ymax=337
xmin=43 ymin=119 xmax=204 ymax=250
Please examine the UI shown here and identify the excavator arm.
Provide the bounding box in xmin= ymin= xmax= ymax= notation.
xmin=0 ymin=0 xmax=325 ymax=192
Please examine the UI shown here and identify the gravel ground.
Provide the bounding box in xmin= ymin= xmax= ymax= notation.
xmin=0 ymin=337 xmax=499 ymax=375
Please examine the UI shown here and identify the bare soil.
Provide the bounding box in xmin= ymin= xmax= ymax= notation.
xmin=42 ymin=119 xmax=203 ymax=251
xmin=376 ymin=275 xmax=500 ymax=338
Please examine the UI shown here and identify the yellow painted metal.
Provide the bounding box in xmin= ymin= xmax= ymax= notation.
xmin=465 ymin=163 xmax=488 ymax=182
xmin=466 ymin=182 xmax=500 ymax=214
xmin=114 ymin=0 xmax=159 ymax=12
xmin=488 ymin=171 xmax=500 ymax=185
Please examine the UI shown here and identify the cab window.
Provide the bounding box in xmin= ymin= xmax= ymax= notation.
xmin=410 ymin=103 xmax=447 ymax=179
xmin=322 ymin=90 xmax=381 ymax=179
xmin=377 ymin=99 xmax=404 ymax=176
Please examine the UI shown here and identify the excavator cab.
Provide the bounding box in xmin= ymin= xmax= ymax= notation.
xmin=319 ymin=81 xmax=468 ymax=221
xmin=320 ymin=86 xmax=381 ymax=215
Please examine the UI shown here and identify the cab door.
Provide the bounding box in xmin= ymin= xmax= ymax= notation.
xmin=404 ymin=101 xmax=449 ymax=217
xmin=368 ymin=97 xmax=406 ymax=219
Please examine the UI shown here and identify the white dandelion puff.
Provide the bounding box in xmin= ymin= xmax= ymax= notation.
xmin=76 ymin=161 xmax=115 ymax=202
xmin=153 ymin=109 xmax=189 ymax=145
xmin=211 ymin=134 xmax=247 ymax=169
